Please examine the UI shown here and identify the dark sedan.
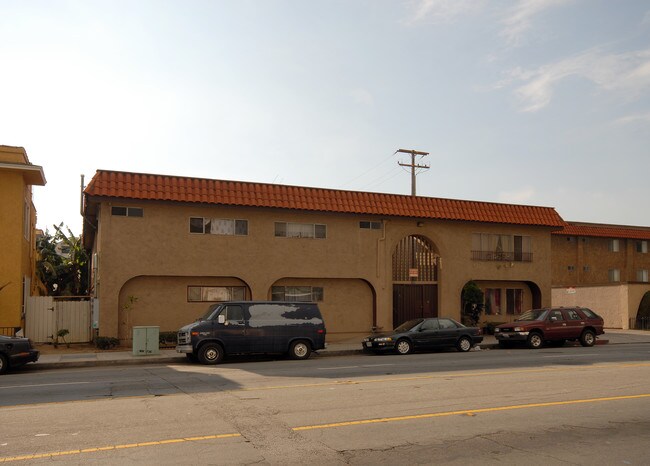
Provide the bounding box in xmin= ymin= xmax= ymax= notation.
xmin=0 ymin=335 xmax=39 ymax=374
xmin=363 ymin=317 xmax=483 ymax=355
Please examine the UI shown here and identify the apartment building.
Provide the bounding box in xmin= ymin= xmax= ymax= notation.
xmin=82 ymin=170 xmax=565 ymax=342
xmin=552 ymin=222 xmax=650 ymax=328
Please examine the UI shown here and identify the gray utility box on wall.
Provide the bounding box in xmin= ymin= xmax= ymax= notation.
xmin=132 ymin=326 xmax=160 ymax=356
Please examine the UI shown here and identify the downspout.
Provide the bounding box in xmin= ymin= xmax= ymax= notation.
xmin=374 ymin=219 xmax=388 ymax=331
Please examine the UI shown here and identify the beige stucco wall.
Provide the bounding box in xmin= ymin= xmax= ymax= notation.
xmin=89 ymin=197 xmax=554 ymax=342
xmin=551 ymin=283 xmax=650 ymax=328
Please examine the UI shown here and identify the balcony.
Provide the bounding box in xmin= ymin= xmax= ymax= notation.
xmin=471 ymin=250 xmax=533 ymax=262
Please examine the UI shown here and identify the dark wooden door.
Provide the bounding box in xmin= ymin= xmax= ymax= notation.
xmin=392 ymin=284 xmax=438 ymax=328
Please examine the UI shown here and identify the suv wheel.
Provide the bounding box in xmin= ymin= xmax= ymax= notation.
xmin=0 ymin=353 xmax=7 ymax=375
xmin=580 ymin=329 xmax=596 ymax=347
xmin=527 ymin=332 xmax=544 ymax=349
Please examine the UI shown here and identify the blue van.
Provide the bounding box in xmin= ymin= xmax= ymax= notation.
xmin=176 ymin=301 xmax=326 ymax=364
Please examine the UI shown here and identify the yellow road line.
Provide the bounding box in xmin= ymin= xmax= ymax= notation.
xmin=0 ymin=433 xmax=240 ymax=463
xmin=3 ymin=393 xmax=650 ymax=462
xmin=293 ymin=393 xmax=650 ymax=431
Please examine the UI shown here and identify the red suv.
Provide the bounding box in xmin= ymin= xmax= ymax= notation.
xmin=494 ymin=307 xmax=604 ymax=349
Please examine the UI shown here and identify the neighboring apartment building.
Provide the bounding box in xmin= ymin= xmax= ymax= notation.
xmin=82 ymin=170 xmax=565 ymax=343
xmin=0 ymin=146 xmax=46 ymax=333
xmin=552 ymin=222 xmax=650 ymax=329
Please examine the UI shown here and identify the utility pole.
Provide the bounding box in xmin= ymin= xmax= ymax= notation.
xmin=396 ymin=149 xmax=429 ymax=196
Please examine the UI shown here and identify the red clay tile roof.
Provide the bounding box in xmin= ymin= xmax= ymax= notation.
xmin=555 ymin=223 xmax=650 ymax=240
xmin=84 ymin=170 xmax=565 ymax=227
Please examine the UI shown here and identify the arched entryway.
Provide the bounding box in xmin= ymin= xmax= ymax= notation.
xmin=392 ymin=235 xmax=439 ymax=327
xmin=636 ymin=291 xmax=650 ymax=330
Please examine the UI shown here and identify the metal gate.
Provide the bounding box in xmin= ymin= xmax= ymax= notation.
xmin=392 ymin=284 xmax=438 ymax=327
xmin=25 ymin=296 xmax=92 ymax=343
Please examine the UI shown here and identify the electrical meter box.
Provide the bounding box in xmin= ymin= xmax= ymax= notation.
xmin=132 ymin=326 xmax=160 ymax=356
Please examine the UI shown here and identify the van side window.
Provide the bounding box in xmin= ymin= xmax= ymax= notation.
xmin=549 ymin=310 xmax=564 ymax=321
xmin=223 ymin=305 xmax=244 ymax=323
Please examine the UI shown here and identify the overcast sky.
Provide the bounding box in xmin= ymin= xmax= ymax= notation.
xmin=2 ymin=0 xmax=649 ymax=235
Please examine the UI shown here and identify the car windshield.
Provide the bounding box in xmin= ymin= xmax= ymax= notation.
xmin=393 ymin=319 xmax=424 ymax=333
xmin=516 ymin=309 xmax=549 ymax=321
xmin=200 ymin=304 xmax=222 ymax=321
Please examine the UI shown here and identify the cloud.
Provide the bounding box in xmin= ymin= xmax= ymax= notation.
xmin=403 ymin=0 xmax=485 ymax=25
xmin=349 ymin=88 xmax=374 ymax=106
xmin=502 ymin=47 xmax=650 ymax=112
xmin=497 ymin=187 xmax=536 ymax=204
xmin=613 ymin=112 xmax=650 ymax=127
xmin=500 ymin=0 xmax=573 ymax=46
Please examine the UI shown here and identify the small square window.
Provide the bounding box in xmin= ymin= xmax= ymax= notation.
xmin=190 ymin=217 xmax=205 ymax=233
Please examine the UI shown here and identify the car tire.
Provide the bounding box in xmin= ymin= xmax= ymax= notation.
xmin=457 ymin=336 xmax=472 ymax=352
xmin=395 ymin=339 xmax=413 ymax=355
xmin=0 ymin=353 xmax=8 ymax=375
xmin=580 ymin=330 xmax=596 ymax=347
xmin=198 ymin=343 xmax=224 ymax=365
xmin=527 ymin=332 xmax=544 ymax=349
xmin=289 ymin=340 xmax=312 ymax=360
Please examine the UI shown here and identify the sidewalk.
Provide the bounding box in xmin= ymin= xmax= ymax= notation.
xmin=27 ymin=329 xmax=650 ymax=371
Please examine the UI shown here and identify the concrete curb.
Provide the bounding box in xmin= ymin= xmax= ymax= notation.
xmin=24 ymin=336 xmax=650 ymax=372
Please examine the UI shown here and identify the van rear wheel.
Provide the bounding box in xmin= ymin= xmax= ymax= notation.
xmin=198 ymin=343 xmax=224 ymax=365
xmin=289 ymin=340 xmax=311 ymax=360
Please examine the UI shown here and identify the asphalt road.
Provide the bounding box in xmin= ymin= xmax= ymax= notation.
xmin=1 ymin=343 xmax=649 ymax=464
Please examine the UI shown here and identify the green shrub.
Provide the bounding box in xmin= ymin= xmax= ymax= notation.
xmin=94 ymin=336 xmax=120 ymax=350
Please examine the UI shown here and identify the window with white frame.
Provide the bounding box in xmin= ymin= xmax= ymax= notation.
xmin=471 ymin=233 xmax=532 ymax=261
xmin=271 ymin=286 xmax=324 ymax=302
xmin=608 ymin=239 xmax=620 ymax=252
xmin=637 ymin=240 xmax=648 ymax=253
xmin=111 ymin=206 xmax=143 ymax=217
xmin=637 ymin=269 xmax=649 ymax=283
xmin=189 ymin=217 xmax=248 ymax=236
xmin=608 ymin=269 xmax=620 ymax=282
xmin=274 ymin=222 xmax=326 ymax=239
xmin=187 ymin=286 xmax=246 ymax=302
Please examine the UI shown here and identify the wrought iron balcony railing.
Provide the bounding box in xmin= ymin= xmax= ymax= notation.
xmin=471 ymin=251 xmax=533 ymax=262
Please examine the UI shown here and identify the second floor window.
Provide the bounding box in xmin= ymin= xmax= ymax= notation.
xmin=608 ymin=239 xmax=620 ymax=252
xmin=190 ymin=217 xmax=248 ymax=236
xmin=608 ymin=269 xmax=620 ymax=282
xmin=471 ymin=233 xmax=532 ymax=262
xmin=637 ymin=241 xmax=648 ymax=253
xmin=637 ymin=269 xmax=649 ymax=283
xmin=112 ymin=206 xmax=143 ymax=217
xmin=275 ymin=222 xmax=326 ymax=239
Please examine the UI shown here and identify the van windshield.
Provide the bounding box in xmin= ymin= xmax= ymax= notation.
xmin=200 ymin=304 xmax=222 ymax=321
